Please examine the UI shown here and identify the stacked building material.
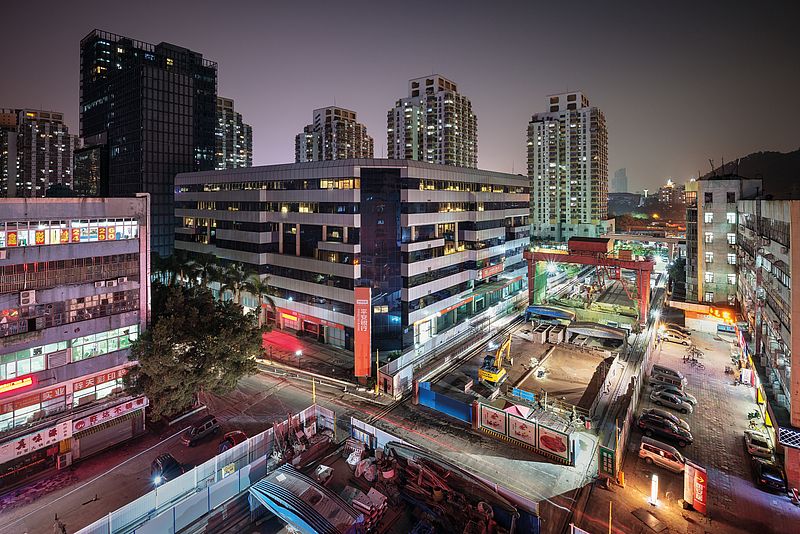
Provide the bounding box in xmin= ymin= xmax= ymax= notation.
xmin=341 ymin=486 xmax=388 ymax=531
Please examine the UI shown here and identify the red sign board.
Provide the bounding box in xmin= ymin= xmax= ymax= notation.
xmin=0 ymin=375 xmax=36 ymax=398
xmin=478 ymin=262 xmax=504 ymax=280
xmin=354 ymin=287 xmax=372 ymax=377
xmin=684 ymin=460 xmax=708 ymax=515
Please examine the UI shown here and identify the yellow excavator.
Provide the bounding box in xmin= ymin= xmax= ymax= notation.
xmin=478 ymin=335 xmax=513 ymax=385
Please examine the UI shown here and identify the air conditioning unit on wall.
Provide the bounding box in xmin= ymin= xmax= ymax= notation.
xmin=19 ymin=290 xmax=36 ymax=306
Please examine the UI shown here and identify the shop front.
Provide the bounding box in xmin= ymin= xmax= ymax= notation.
xmin=0 ymin=420 xmax=71 ymax=487
xmin=278 ymin=308 xmax=346 ymax=348
xmin=71 ymin=396 xmax=147 ymax=460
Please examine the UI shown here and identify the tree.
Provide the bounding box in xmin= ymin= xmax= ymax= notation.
xmin=220 ymin=262 xmax=253 ymax=304
xmin=125 ymin=283 xmax=261 ymax=421
xmin=189 ymin=252 xmax=220 ymax=287
xmin=243 ymin=274 xmax=276 ymax=327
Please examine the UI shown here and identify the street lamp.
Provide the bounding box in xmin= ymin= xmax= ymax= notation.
xmin=649 ymin=474 xmax=659 ymax=506
xmin=295 ymin=350 xmax=302 ymax=367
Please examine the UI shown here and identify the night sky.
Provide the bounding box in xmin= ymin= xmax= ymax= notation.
xmin=2 ymin=1 xmax=797 ymax=191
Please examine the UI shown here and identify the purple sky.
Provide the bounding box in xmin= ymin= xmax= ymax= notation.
xmin=2 ymin=1 xmax=798 ymax=191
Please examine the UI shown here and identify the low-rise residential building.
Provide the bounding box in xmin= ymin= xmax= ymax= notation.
xmin=0 ymin=195 xmax=150 ymax=485
xmin=737 ymin=198 xmax=800 ymax=489
xmin=175 ymin=160 xmax=528 ymax=392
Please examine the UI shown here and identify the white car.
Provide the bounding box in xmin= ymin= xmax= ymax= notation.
xmin=650 ymin=390 xmax=694 ymax=414
xmin=653 ymin=384 xmax=698 ymax=406
xmin=664 ymin=323 xmax=691 ymax=336
xmin=744 ymin=430 xmax=774 ymax=459
xmin=660 ymin=330 xmax=691 ymax=346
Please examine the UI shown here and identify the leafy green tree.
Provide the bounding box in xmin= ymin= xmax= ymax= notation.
xmin=125 ymin=283 xmax=261 ymax=421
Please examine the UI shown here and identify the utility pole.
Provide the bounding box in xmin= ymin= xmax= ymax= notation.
xmin=374 ymin=349 xmax=380 ymax=395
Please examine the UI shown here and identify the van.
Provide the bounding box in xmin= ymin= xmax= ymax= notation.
xmin=639 ymin=437 xmax=686 ymax=473
xmin=651 ymin=364 xmax=686 ymax=384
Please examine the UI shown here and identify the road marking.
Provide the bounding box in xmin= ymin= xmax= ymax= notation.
xmin=0 ymin=425 xmax=190 ymax=534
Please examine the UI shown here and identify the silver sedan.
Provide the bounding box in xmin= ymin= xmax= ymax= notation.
xmin=650 ymin=390 xmax=694 ymax=414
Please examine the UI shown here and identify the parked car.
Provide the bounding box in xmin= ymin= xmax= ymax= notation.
xmin=641 ymin=408 xmax=691 ymax=432
xmin=663 ymin=323 xmax=691 ymax=336
xmin=180 ymin=415 xmax=221 ymax=447
xmin=638 ymin=413 xmax=694 ymax=447
xmin=660 ymin=330 xmax=691 ymax=345
xmin=218 ymin=430 xmax=248 ymax=453
xmin=650 ymin=390 xmax=694 ymax=414
xmin=639 ymin=437 xmax=686 ymax=473
xmin=750 ymin=456 xmax=787 ymax=493
xmin=743 ymin=430 xmax=774 ymax=459
xmin=652 ymin=384 xmax=698 ymax=406
xmin=151 ymin=453 xmax=185 ymax=486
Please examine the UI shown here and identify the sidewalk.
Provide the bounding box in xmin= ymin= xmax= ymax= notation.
xmin=262 ymin=329 xmax=357 ymax=383
xmin=573 ymin=331 xmax=799 ymax=534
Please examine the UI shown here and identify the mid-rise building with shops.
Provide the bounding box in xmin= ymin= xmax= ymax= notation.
xmin=736 ymin=198 xmax=800 ymax=489
xmin=175 ymin=160 xmax=528 ymax=393
xmin=0 ymin=195 xmax=150 ymax=485
xmin=685 ymin=174 xmax=761 ymax=304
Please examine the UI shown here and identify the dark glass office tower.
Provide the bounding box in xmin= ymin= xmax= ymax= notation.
xmin=80 ymin=30 xmax=217 ymax=256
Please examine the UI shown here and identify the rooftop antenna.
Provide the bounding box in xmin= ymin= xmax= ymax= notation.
xmin=708 ymin=159 xmax=715 ymax=177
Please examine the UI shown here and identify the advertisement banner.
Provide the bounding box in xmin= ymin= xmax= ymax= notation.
xmin=73 ymin=396 xmax=148 ymax=433
xmin=478 ymin=261 xmax=505 ymax=280
xmin=73 ymin=368 xmax=128 ymax=392
xmin=354 ymin=287 xmax=372 ymax=377
xmin=479 ymin=403 xmax=507 ymax=435
xmin=508 ymin=414 xmax=536 ymax=447
xmin=684 ymin=460 xmax=708 ymax=515
xmin=0 ymin=421 xmax=71 ymax=464
xmin=537 ymin=424 xmax=570 ymax=460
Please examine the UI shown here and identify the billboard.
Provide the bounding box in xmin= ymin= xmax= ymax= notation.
xmin=684 ymin=460 xmax=708 ymax=515
xmin=537 ymin=424 xmax=570 ymax=461
xmin=508 ymin=414 xmax=536 ymax=447
xmin=479 ymin=404 xmax=508 ymax=435
xmin=354 ymin=287 xmax=372 ymax=377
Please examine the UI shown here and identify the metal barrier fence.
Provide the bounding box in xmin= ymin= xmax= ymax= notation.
xmin=76 ymin=404 xmax=334 ymax=534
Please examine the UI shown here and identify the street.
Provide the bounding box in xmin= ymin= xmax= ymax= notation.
xmin=0 ymin=373 xmax=375 ymax=534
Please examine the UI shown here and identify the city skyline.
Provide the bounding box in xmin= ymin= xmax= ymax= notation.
xmin=1 ymin=1 xmax=797 ymax=191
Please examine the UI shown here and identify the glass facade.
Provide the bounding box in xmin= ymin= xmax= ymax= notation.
xmin=80 ymin=30 xmax=217 ymax=256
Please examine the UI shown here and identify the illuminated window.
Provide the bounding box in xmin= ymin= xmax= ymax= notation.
xmin=705 ymin=252 xmax=714 ymax=263
xmin=728 ymin=274 xmax=737 ymax=285
xmin=726 ymin=212 xmax=736 ymax=224
xmin=704 ymin=212 xmax=713 ymax=223
xmin=704 ymin=232 xmax=714 ymax=243
xmin=704 ymin=291 xmax=714 ymax=303
xmin=727 ymin=233 xmax=736 ymax=245
xmin=727 ymin=253 xmax=737 ymax=265
xmin=705 ymin=272 xmax=714 ymax=283
xmin=166 ymin=58 xmax=174 ymax=66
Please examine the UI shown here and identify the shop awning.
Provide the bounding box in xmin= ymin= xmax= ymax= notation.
xmin=73 ymin=409 xmax=142 ymax=440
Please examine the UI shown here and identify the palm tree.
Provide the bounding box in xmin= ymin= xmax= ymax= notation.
xmin=243 ymin=275 xmax=276 ymax=327
xmin=220 ymin=262 xmax=253 ymax=304
xmin=189 ymin=252 xmax=220 ymax=288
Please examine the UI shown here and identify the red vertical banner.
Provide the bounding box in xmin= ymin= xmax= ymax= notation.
xmin=354 ymin=287 xmax=372 ymax=377
xmin=684 ymin=460 xmax=707 ymax=515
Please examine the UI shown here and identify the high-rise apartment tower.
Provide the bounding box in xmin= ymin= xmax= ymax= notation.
xmin=528 ymin=92 xmax=611 ymax=242
xmin=295 ymin=107 xmax=373 ymax=162
xmin=216 ymin=97 xmax=252 ymax=169
xmin=387 ymin=75 xmax=477 ymax=168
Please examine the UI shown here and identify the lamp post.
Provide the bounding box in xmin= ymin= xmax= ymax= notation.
xmin=295 ymin=350 xmax=302 ymax=368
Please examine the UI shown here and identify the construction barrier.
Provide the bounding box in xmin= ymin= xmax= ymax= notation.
xmin=417 ymin=381 xmax=473 ymax=424
xmin=476 ymin=402 xmax=574 ymax=465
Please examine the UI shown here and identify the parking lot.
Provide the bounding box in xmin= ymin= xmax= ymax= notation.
xmin=621 ymin=330 xmax=800 ymax=533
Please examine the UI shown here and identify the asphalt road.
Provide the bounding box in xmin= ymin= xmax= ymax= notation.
xmin=0 ymin=373 xmax=374 ymax=534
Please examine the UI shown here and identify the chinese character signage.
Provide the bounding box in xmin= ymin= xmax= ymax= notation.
xmin=684 ymin=460 xmax=707 ymax=515
xmin=0 ymin=375 xmax=36 ymax=398
xmin=479 ymin=403 xmax=508 ymax=435
xmin=599 ymin=445 xmax=615 ymax=477
xmin=73 ymin=396 xmax=148 ymax=433
xmin=73 ymin=368 xmax=129 ymax=392
xmin=508 ymin=414 xmax=536 ymax=447
xmin=353 ymin=287 xmax=372 ymax=377
xmin=0 ymin=421 xmax=71 ymax=464
xmin=477 ymin=261 xmax=505 ymax=281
